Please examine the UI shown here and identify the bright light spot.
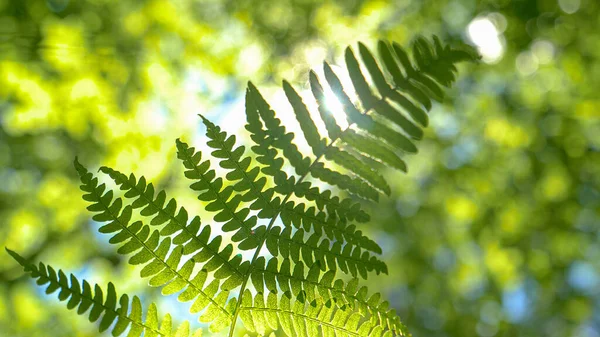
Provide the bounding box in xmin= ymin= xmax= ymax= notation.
xmin=146 ymin=62 xmax=172 ymax=93
xmin=136 ymin=101 xmax=167 ymax=133
xmin=9 ymin=210 xmax=44 ymax=250
xmin=268 ymin=89 xmax=311 ymax=153
xmin=516 ymin=51 xmax=539 ymax=76
xmin=70 ymin=78 xmax=99 ymax=100
xmin=531 ymin=40 xmax=555 ymax=64
xmin=219 ymin=97 xmax=246 ymax=135
xmin=467 ymin=16 xmax=505 ymax=64
xmin=303 ymin=42 xmax=328 ymax=68
xmin=309 ymin=64 xmax=352 ymax=130
xmin=237 ymin=43 xmax=264 ymax=76
xmin=559 ymin=0 xmax=580 ymax=14
xmin=324 ymin=94 xmax=349 ymax=129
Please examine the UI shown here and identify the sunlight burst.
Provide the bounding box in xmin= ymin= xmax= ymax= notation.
xmin=467 ymin=15 xmax=505 ymax=64
xmin=309 ymin=64 xmax=351 ymax=130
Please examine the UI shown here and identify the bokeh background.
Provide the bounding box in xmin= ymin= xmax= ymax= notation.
xmin=0 ymin=0 xmax=599 ymax=336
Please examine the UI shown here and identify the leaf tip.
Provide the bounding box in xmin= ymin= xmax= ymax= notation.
xmin=5 ymin=248 xmax=26 ymax=266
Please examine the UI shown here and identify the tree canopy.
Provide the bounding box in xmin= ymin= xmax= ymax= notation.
xmin=0 ymin=1 xmax=598 ymax=337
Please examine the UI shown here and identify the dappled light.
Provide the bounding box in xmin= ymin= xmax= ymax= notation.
xmin=1 ymin=1 xmax=599 ymax=337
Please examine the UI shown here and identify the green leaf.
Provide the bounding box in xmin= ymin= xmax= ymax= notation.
xmin=282 ymin=80 xmax=327 ymax=156
xmin=17 ymin=36 xmax=478 ymax=337
xmin=5 ymin=253 xmax=203 ymax=337
xmin=341 ymin=129 xmax=407 ymax=172
xmin=309 ymin=70 xmax=343 ymax=139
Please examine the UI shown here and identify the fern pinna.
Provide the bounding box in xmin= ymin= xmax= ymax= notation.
xmin=7 ymin=36 xmax=477 ymax=336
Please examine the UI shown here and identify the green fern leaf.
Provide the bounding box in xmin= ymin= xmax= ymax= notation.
xmin=309 ymin=70 xmax=343 ymax=139
xmin=267 ymin=226 xmax=387 ymax=279
xmin=324 ymin=146 xmax=391 ymax=195
xmin=282 ymin=80 xmax=328 ymax=156
xmin=176 ymin=139 xmax=262 ymax=250
xmin=246 ymin=81 xmax=312 ymax=176
xmin=6 ymin=249 xmax=202 ymax=337
xmin=246 ymin=83 xmax=370 ymax=221
xmin=341 ymin=129 xmax=407 ymax=172
xmin=74 ymin=159 xmax=236 ymax=332
xmin=8 ymin=36 xmax=478 ymax=337
xmin=199 ymin=115 xmax=281 ymax=219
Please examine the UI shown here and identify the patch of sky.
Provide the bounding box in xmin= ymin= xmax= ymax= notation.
xmin=89 ymin=219 xmax=114 ymax=252
xmin=575 ymin=324 xmax=600 ymax=337
xmin=568 ymin=261 xmax=599 ymax=295
xmin=374 ymin=230 xmax=399 ymax=255
xmin=202 ymin=78 xmax=246 ymax=136
xmin=442 ymin=136 xmax=480 ymax=170
xmin=157 ymin=293 xmax=206 ymax=332
xmin=430 ymin=108 xmax=460 ymax=139
xmin=502 ymin=282 xmax=533 ymax=323
xmin=183 ymin=69 xmax=208 ymax=94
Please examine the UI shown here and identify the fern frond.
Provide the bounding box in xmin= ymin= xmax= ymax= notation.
xmin=98 ymin=167 xmax=247 ymax=289
xmin=277 ymin=200 xmax=381 ymax=254
xmin=247 ymin=36 xmax=477 ymax=202
xmin=246 ymin=82 xmax=380 ymax=201
xmin=249 ymin=257 xmax=405 ymax=334
xmin=176 ymin=139 xmax=264 ymax=251
xmin=239 ymin=290 xmax=407 ymax=337
xmin=282 ymin=80 xmax=329 ymax=156
xmin=226 ymin=36 xmax=474 ymax=336
xmin=291 ymin=182 xmax=370 ymax=223
xmin=309 ymin=70 xmax=343 ymax=139
xmin=14 ymin=36 xmax=477 ymax=337
xmin=74 ymin=159 xmax=236 ymax=332
xmin=344 ymin=48 xmax=422 ymax=140
xmin=324 ymin=146 xmax=391 ymax=195
xmin=179 ymin=117 xmax=379 ymax=257
xmin=200 ymin=115 xmax=281 ymax=219
xmin=179 ymin=123 xmax=384 ymax=272
xmin=245 ymin=81 xmax=312 ymax=176
xmin=6 ymin=249 xmax=202 ymax=337
xmin=266 ymin=226 xmax=386 ymax=279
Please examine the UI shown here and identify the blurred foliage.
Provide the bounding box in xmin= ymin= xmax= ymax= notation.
xmin=0 ymin=0 xmax=598 ymax=336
